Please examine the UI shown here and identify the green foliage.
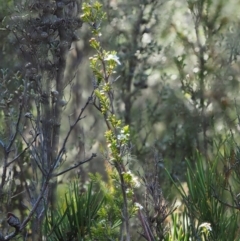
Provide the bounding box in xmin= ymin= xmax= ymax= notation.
xmin=89 ymin=172 xmax=123 ymax=240
xmin=164 ymin=212 xmax=191 ymax=241
xmin=44 ymin=181 xmax=105 ymax=241
xmin=1 ymin=0 xmax=240 ymax=240
xmin=167 ymin=146 xmax=240 ymax=241
xmin=44 ymin=4 xmax=136 ymax=239
xmin=81 ymin=1 xmax=106 ymax=34
xmin=164 ymin=211 xmax=217 ymax=241
xmin=44 ymin=170 xmax=142 ymax=241
xmin=82 ymin=2 xmax=138 ymax=240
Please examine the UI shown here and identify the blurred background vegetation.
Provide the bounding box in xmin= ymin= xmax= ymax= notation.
xmin=1 ymin=0 xmax=240 ymax=240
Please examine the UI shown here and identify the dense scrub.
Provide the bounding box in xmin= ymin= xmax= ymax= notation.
xmin=0 ymin=0 xmax=240 ymax=240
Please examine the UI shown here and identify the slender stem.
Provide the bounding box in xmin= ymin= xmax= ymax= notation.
xmin=53 ymin=153 xmax=96 ymax=177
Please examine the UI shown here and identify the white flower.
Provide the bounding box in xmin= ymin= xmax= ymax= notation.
xmin=132 ymin=175 xmax=141 ymax=188
xmin=123 ymin=170 xmax=141 ymax=188
xmin=193 ymin=67 xmax=199 ymax=73
xmin=199 ymin=222 xmax=212 ymax=232
xmin=104 ymin=54 xmax=121 ymax=65
xmin=117 ymin=133 xmax=126 ymax=140
xmin=134 ymin=202 xmax=143 ymax=210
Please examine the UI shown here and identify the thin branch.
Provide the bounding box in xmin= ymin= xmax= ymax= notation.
xmin=55 ymin=92 xmax=94 ymax=166
xmin=6 ymin=133 xmax=40 ymax=167
xmin=20 ymin=174 xmax=50 ymax=230
xmin=211 ymin=186 xmax=239 ymax=210
xmin=19 ymin=132 xmax=46 ymax=175
xmin=6 ymin=103 xmax=23 ymax=152
xmin=138 ymin=210 xmax=154 ymax=241
xmin=1 ymin=104 xmax=23 ymax=188
xmin=0 ymin=173 xmax=50 ymax=240
xmin=52 ymin=153 xmax=97 ymax=177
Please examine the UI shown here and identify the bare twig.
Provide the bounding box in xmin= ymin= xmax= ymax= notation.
xmin=1 ymin=104 xmax=23 ymax=189
xmin=52 ymin=153 xmax=97 ymax=177
xmin=55 ymin=92 xmax=94 ymax=167
xmin=6 ymin=103 xmax=23 ymax=152
xmin=6 ymin=133 xmax=39 ymax=167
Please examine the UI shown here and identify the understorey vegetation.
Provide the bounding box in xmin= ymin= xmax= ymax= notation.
xmin=0 ymin=0 xmax=240 ymax=240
